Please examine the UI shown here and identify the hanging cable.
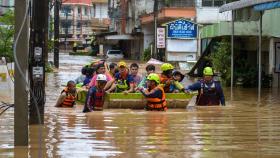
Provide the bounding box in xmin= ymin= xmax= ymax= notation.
xmin=0 ymin=102 xmax=14 ymax=116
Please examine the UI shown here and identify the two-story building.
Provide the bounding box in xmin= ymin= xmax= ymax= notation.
xmin=0 ymin=0 xmax=14 ymax=15
xmin=59 ymin=0 xmax=109 ymax=49
xmin=103 ymin=0 xmax=235 ymax=62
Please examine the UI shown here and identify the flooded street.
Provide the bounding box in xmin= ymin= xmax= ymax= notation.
xmin=1 ymin=54 xmax=280 ymax=158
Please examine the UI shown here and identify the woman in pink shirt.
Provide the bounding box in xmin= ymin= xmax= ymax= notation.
xmin=88 ymin=64 xmax=113 ymax=88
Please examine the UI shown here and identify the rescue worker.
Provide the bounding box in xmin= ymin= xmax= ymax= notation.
xmin=106 ymin=61 xmax=134 ymax=94
xmin=160 ymin=63 xmax=174 ymax=93
xmin=185 ymin=67 xmax=225 ymax=106
xmin=84 ymin=74 xmax=107 ymax=112
xmin=139 ymin=73 xmax=167 ymax=111
xmin=55 ymin=80 xmax=77 ymax=108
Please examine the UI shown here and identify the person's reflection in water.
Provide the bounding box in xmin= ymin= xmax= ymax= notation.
xmin=145 ymin=112 xmax=169 ymax=154
xmin=86 ymin=112 xmax=105 ymax=140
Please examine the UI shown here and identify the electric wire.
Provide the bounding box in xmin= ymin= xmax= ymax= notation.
xmin=0 ymin=102 xmax=14 ymax=116
xmin=13 ymin=0 xmax=43 ymax=157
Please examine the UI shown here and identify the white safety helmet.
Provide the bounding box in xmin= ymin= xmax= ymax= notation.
xmin=96 ymin=74 xmax=107 ymax=81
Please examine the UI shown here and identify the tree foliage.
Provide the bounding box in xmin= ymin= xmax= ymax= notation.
xmin=209 ymin=38 xmax=231 ymax=85
xmin=0 ymin=10 xmax=15 ymax=62
xmin=142 ymin=46 xmax=151 ymax=61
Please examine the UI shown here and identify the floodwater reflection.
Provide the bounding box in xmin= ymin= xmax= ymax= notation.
xmin=0 ymin=54 xmax=280 ymax=158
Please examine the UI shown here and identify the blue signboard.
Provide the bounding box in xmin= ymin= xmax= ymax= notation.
xmin=167 ymin=19 xmax=197 ymax=39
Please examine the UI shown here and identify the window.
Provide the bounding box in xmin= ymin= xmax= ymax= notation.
xmin=78 ymin=7 xmax=81 ymax=14
xmin=202 ymin=0 xmax=213 ymax=7
xmin=84 ymin=7 xmax=88 ymax=16
xmin=202 ymin=0 xmax=227 ymax=7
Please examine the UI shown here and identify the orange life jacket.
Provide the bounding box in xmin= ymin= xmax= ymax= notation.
xmin=145 ymin=86 xmax=167 ymax=111
xmin=61 ymin=88 xmax=76 ymax=108
xmin=160 ymin=74 xmax=173 ymax=93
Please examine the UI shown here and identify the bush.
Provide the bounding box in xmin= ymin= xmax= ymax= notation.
xmin=142 ymin=47 xmax=151 ymax=61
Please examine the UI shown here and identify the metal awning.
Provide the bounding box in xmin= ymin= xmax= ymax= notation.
xmin=254 ymin=1 xmax=280 ymax=11
xmin=219 ymin=0 xmax=277 ymax=12
xmin=105 ymin=34 xmax=135 ymax=40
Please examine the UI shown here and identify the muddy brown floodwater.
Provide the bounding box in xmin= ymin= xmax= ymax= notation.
xmin=1 ymin=53 xmax=280 ymax=158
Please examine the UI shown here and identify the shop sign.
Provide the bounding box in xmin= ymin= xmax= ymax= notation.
xmin=157 ymin=27 xmax=166 ymax=48
xmin=167 ymin=19 xmax=197 ymax=39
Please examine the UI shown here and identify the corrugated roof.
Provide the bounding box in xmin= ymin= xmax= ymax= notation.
xmin=219 ymin=0 xmax=278 ymax=12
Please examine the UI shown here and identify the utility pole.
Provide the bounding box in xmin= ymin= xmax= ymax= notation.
xmin=54 ymin=0 xmax=60 ymax=68
xmin=153 ymin=0 xmax=158 ymax=59
xmin=14 ymin=0 xmax=29 ymax=146
xmin=64 ymin=6 xmax=69 ymax=51
xmin=29 ymin=0 xmax=49 ymax=124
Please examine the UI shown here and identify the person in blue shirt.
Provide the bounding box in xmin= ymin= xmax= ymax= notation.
xmin=106 ymin=61 xmax=134 ymax=94
xmin=83 ymin=66 xmax=94 ymax=86
xmin=185 ymin=67 xmax=225 ymax=106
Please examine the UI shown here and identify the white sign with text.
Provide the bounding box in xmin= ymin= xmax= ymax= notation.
xmin=157 ymin=28 xmax=166 ymax=48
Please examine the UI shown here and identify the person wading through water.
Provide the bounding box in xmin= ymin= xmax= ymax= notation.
xmin=138 ymin=73 xmax=167 ymax=111
xmin=185 ymin=67 xmax=225 ymax=106
xmin=84 ymin=74 xmax=107 ymax=112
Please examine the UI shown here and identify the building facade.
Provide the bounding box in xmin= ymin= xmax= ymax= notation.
xmin=59 ymin=0 xmax=109 ymax=48
xmin=200 ymin=6 xmax=280 ymax=88
xmin=104 ymin=0 xmax=236 ymax=62
xmin=0 ymin=0 xmax=14 ymax=15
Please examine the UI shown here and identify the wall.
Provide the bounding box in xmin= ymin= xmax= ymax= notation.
xmin=196 ymin=7 xmax=232 ymax=24
xmin=142 ymin=24 xmax=153 ymax=50
xmin=269 ymin=38 xmax=280 ymax=88
xmin=201 ymin=8 xmax=280 ymax=39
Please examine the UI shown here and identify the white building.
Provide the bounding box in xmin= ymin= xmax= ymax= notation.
xmin=0 ymin=0 xmax=14 ymax=15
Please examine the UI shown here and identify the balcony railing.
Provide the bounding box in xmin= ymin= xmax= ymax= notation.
xmin=91 ymin=18 xmax=110 ymax=26
xmin=158 ymin=0 xmax=195 ymax=8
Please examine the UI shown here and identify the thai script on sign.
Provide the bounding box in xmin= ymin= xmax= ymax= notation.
xmin=167 ymin=19 xmax=197 ymax=39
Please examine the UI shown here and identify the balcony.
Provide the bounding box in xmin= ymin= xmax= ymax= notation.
xmin=60 ymin=28 xmax=74 ymax=35
xmin=140 ymin=7 xmax=196 ymax=24
xmin=140 ymin=0 xmax=196 ymax=24
xmin=92 ymin=0 xmax=107 ymax=3
xmin=91 ymin=18 xmax=110 ymax=27
xmin=158 ymin=0 xmax=195 ymax=8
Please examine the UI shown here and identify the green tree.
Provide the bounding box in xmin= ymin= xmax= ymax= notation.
xmin=0 ymin=10 xmax=15 ymax=62
xmin=209 ymin=38 xmax=231 ymax=85
xmin=142 ymin=46 xmax=151 ymax=61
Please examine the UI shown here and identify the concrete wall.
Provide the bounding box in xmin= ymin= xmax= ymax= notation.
xmin=142 ymin=24 xmax=153 ymax=50
xmin=196 ymin=7 xmax=232 ymax=24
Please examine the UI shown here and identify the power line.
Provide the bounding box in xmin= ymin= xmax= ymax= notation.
xmin=0 ymin=5 xmax=14 ymax=8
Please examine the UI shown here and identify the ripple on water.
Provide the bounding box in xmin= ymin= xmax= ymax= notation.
xmin=1 ymin=54 xmax=280 ymax=158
